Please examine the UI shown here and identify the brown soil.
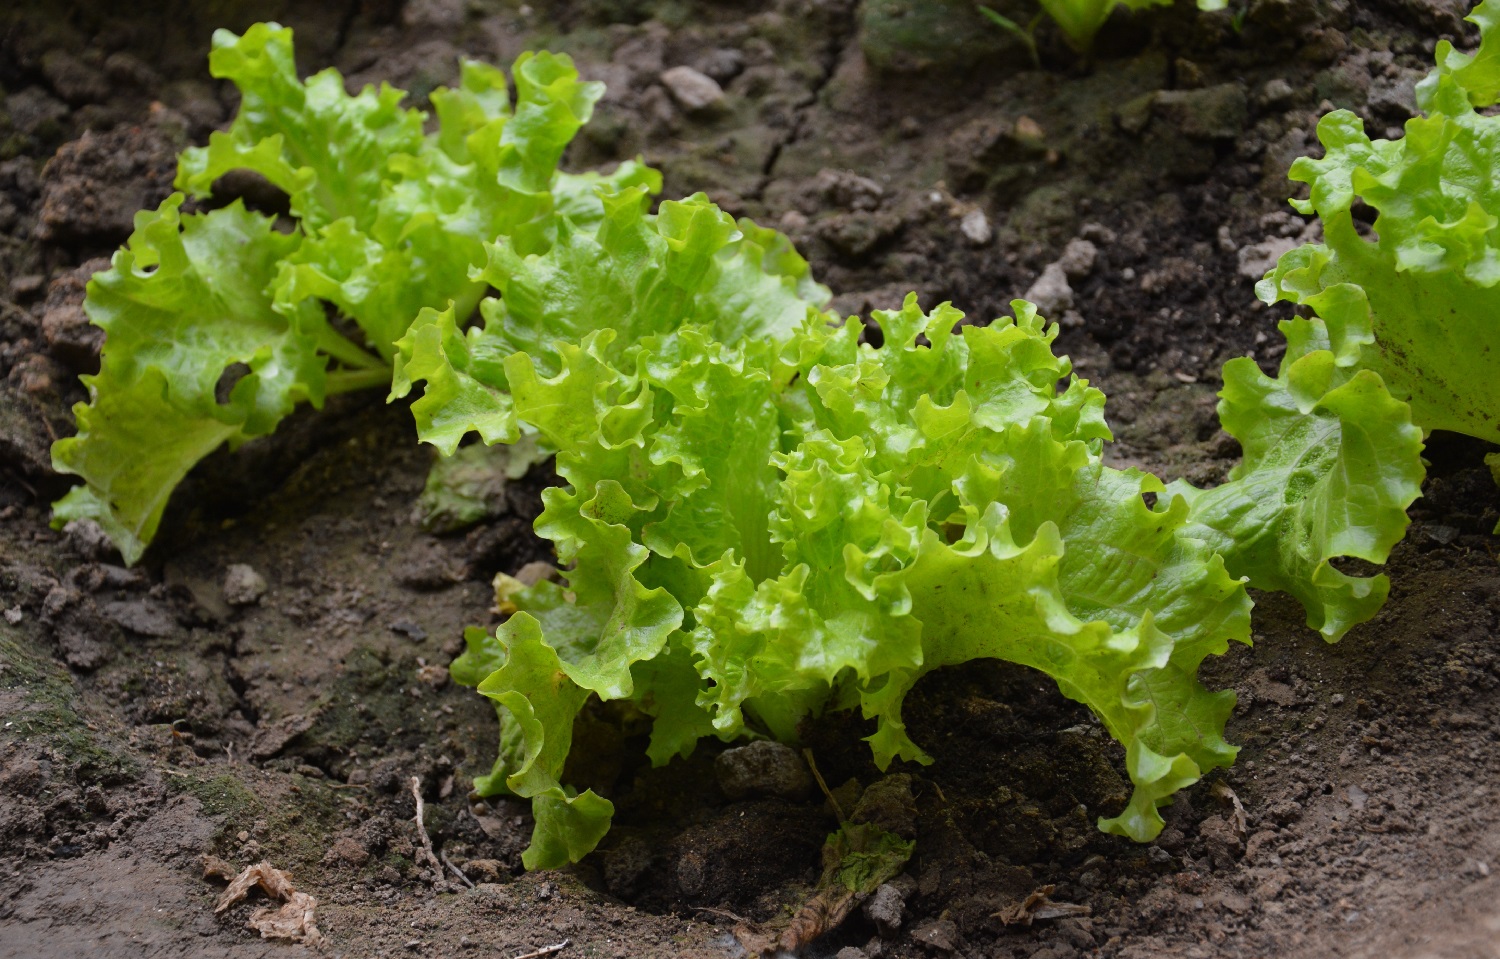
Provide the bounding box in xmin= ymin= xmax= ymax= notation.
xmin=3 ymin=1 xmax=1499 ymax=958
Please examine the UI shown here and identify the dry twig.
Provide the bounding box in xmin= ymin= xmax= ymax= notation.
xmin=410 ymin=775 xmax=445 ymax=883
xmin=510 ymin=940 xmax=570 ymax=959
xmin=802 ymin=747 xmax=844 ymax=822
xmin=442 ymin=850 xmax=476 ymax=889
xmin=692 ymin=905 xmax=749 ymax=924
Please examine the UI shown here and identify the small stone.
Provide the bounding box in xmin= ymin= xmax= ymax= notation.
xmin=248 ymin=712 xmax=316 ymax=761
xmin=1421 ymin=524 xmax=1459 ymax=545
xmin=9 ymin=274 xmax=46 ymax=298
xmin=3 ymin=607 xmax=22 ymax=625
xmin=322 ymin=836 xmax=370 ymax=867
xmin=817 ymin=168 xmax=885 ymax=211
xmin=836 ymin=948 xmax=868 ymax=959
xmin=1236 ymin=237 xmax=1300 ymax=279
xmin=513 ymin=561 xmax=560 ymax=588
xmin=1024 ymin=263 xmax=1073 ymax=316
xmin=959 ymin=209 xmax=991 ymax=246
xmin=102 ymin=600 xmax=175 ymax=637
xmin=417 ymin=664 xmax=450 ymax=690
xmin=714 ymin=740 xmax=814 ymax=800
xmin=660 ymin=66 xmax=724 ymax=114
xmin=222 ymin=564 xmax=267 ymax=607
xmin=1078 ymin=222 xmax=1117 ymax=245
xmin=1056 ymin=238 xmax=1098 ymax=278
xmin=909 ymin=918 xmax=957 ymax=952
xmin=863 ymin=882 xmax=905 ymax=937
xmin=390 ymin=620 xmax=428 ymax=642
xmin=1258 ymin=77 xmax=1296 ymax=109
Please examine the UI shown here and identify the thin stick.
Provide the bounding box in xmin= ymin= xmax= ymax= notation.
xmin=511 ymin=940 xmax=569 ymax=959
xmin=692 ymin=905 xmax=748 ymax=923
xmin=802 ymin=748 xmax=844 ymax=823
xmin=409 ymin=776 xmax=445 ymax=883
xmin=441 ymin=850 xmax=475 ymax=889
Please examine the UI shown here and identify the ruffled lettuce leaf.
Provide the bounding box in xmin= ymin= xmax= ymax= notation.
xmin=1172 ymin=305 xmax=1424 ymax=641
xmin=440 ymin=296 xmax=1255 ymax=866
xmin=389 ymin=189 xmax=833 ymax=455
xmin=176 ymin=22 xmax=425 ymax=233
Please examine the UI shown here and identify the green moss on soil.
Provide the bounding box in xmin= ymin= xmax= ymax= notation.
xmin=0 ymin=629 xmax=138 ymax=784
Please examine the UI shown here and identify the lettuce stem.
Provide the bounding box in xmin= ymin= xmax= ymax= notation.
xmin=326 ymin=366 xmax=394 ymax=395
xmin=317 ymin=327 xmax=388 ymax=371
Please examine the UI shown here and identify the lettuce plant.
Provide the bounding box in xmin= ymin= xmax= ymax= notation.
xmin=1259 ymin=0 xmax=1500 ymax=447
xmin=983 ymin=0 xmax=1228 ymax=56
xmin=49 ymin=24 xmax=658 ymax=563
xmin=418 ymin=294 xmax=1249 ymax=867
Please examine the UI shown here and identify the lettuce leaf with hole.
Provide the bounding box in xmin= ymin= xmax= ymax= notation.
xmin=50 ymin=198 xmax=335 ymax=563
xmin=52 ymin=24 xmax=660 ymax=563
xmin=1171 ymin=305 xmax=1424 ymax=641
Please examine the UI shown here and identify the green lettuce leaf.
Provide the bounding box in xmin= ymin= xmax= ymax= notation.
xmin=1259 ymin=0 xmax=1500 ymax=442
xmin=1171 ymin=313 xmax=1424 ymax=641
xmin=389 ymin=189 xmax=832 ymax=455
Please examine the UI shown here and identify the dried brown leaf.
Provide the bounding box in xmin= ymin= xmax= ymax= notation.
xmin=993 ymin=885 xmax=1091 ymax=927
xmin=213 ymin=860 xmax=324 ymax=946
xmin=1211 ymin=780 xmax=1248 ymax=838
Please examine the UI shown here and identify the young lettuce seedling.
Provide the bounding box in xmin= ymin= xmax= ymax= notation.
xmin=982 ymin=0 xmax=1229 ymax=57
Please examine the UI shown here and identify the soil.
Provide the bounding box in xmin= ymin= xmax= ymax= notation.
xmin=3 ymin=1 xmax=1500 ymax=957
